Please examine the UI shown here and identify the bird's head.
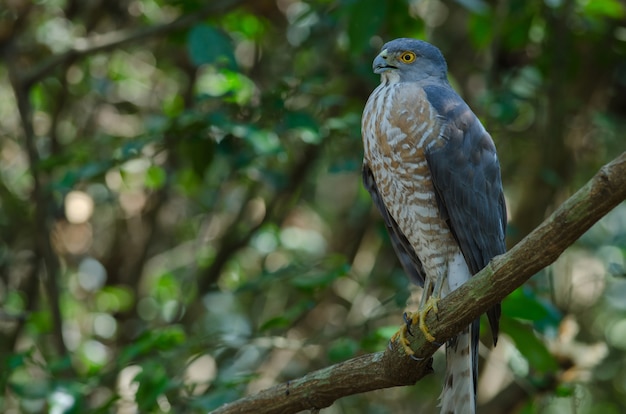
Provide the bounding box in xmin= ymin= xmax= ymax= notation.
xmin=373 ymin=38 xmax=448 ymax=83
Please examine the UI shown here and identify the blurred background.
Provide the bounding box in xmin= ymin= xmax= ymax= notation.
xmin=1 ymin=0 xmax=625 ymax=413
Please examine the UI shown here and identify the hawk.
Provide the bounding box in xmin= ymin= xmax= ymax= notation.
xmin=361 ymin=38 xmax=506 ymax=413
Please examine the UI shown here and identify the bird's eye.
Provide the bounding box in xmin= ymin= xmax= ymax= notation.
xmin=399 ymin=51 xmax=416 ymax=63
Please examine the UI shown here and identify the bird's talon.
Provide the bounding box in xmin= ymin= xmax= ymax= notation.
xmin=389 ymin=315 xmax=418 ymax=356
xmin=392 ymin=309 xmax=439 ymax=356
xmin=402 ymin=312 xmax=414 ymax=336
xmin=409 ymin=354 xmax=425 ymax=361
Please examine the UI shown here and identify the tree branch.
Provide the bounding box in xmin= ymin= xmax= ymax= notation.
xmin=211 ymin=151 xmax=626 ymax=414
xmin=213 ymin=349 xmax=431 ymax=414
xmin=5 ymin=47 xmax=68 ymax=361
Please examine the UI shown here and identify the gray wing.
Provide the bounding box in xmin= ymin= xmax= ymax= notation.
xmin=362 ymin=164 xmax=426 ymax=287
xmin=423 ymin=84 xmax=506 ymax=345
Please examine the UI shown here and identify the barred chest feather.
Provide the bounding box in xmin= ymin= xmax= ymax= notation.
xmin=362 ymin=81 xmax=460 ymax=281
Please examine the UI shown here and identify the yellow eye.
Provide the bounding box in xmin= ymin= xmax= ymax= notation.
xmin=399 ymin=51 xmax=416 ymax=63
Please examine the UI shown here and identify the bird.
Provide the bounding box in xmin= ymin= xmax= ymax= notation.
xmin=361 ymin=38 xmax=506 ymax=413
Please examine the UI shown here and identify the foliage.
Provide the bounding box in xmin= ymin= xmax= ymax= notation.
xmin=0 ymin=0 xmax=625 ymax=413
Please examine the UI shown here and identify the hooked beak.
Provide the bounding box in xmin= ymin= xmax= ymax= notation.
xmin=373 ymin=50 xmax=396 ymax=74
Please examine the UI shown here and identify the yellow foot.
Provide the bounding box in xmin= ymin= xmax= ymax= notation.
xmin=391 ymin=297 xmax=441 ymax=354
xmin=391 ymin=311 xmax=419 ymax=356
xmin=417 ymin=296 xmax=439 ymax=343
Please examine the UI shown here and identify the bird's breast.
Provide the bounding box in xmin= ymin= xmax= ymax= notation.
xmin=362 ymin=83 xmax=443 ymax=163
xmin=362 ymin=82 xmax=457 ymax=276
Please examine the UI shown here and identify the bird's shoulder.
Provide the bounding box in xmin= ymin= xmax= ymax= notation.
xmin=420 ymin=83 xmax=497 ymax=155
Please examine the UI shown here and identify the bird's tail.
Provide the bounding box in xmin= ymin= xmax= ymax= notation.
xmin=439 ymin=318 xmax=480 ymax=414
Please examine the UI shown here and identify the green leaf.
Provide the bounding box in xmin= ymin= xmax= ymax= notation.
xmin=38 ymin=153 xmax=75 ymax=172
xmin=54 ymin=160 xmax=113 ymax=190
xmin=7 ymin=353 xmax=27 ymax=370
xmin=29 ymin=84 xmax=46 ymax=110
xmin=145 ymin=165 xmax=167 ymax=189
xmin=360 ymin=325 xmax=398 ymax=352
xmin=347 ymin=0 xmax=386 ymax=53
xmin=285 ymin=111 xmax=321 ymax=144
xmin=133 ymin=362 xmax=170 ymax=411
xmin=162 ymin=93 xmax=184 ymax=117
xmin=187 ymin=25 xmax=237 ymax=69
xmin=115 ymin=140 xmax=145 ymax=161
xmin=118 ymin=326 xmax=187 ymax=365
xmin=222 ymin=11 xmax=266 ymax=40
xmin=328 ymin=338 xmax=360 ymax=363
xmin=290 ymin=267 xmax=347 ymax=291
xmin=583 ymin=0 xmax=625 ymax=19
xmin=259 ymin=316 xmax=292 ymax=332
xmin=259 ymin=300 xmax=315 ymax=332
xmin=26 ymin=311 xmax=52 ymax=334
xmin=501 ymin=317 xmax=559 ymax=373
xmin=501 ymin=288 xmax=549 ymax=321
xmin=285 ymin=111 xmax=319 ymax=132
xmin=8 ymin=378 xmax=49 ymax=399
xmin=468 ymin=13 xmax=494 ymax=49
xmin=4 ymin=290 xmax=25 ymax=314
xmin=96 ymin=286 xmax=134 ymax=313
xmin=48 ymin=355 xmax=74 ymax=374
xmin=554 ymin=383 xmax=575 ymax=397
xmin=242 ymin=128 xmax=282 ymax=155
xmin=517 ymin=401 xmax=535 ymax=414
xmin=153 ymin=272 xmax=181 ymax=301
xmin=153 ymin=325 xmax=187 ymax=350
xmin=175 ymin=167 xmax=203 ymax=195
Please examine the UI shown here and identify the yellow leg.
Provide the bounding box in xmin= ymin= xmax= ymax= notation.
xmin=416 ymin=271 xmax=446 ymax=344
xmin=417 ymin=295 xmax=439 ymax=343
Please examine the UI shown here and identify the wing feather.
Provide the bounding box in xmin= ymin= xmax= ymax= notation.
xmin=423 ymin=84 xmax=506 ymax=344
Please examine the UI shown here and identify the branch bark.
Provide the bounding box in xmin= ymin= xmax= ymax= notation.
xmin=212 ymin=151 xmax=626 ymax=414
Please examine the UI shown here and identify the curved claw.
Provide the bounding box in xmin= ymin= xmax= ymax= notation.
xmin=403 ymin=312 xmax=415 ymax=337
